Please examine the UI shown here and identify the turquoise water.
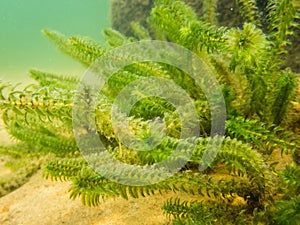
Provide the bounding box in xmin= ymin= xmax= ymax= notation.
xmin=0 ymin=0 xmax=110 ymax=82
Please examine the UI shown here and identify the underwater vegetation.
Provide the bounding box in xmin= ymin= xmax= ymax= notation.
xmin=111 ymin=0 xmax=300 ymax=73
xmin=0 ymin=0 xmax=300 ymax=224
xmin=110 ymin=0 xmax=206 ymax=37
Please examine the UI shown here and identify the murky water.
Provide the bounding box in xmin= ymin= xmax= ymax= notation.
xmin=0 ymin=0 xmax=110 ymax=82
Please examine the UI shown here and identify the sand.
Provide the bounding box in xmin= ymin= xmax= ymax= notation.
xmin=0 ymin=170 xmax=175 ymax=225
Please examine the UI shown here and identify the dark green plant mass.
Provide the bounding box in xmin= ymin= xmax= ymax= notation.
xmin=0 ymin=0 xmax=299 ymax=224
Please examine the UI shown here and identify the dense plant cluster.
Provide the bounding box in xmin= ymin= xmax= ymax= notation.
xmin=0 ymin=0 xmax=299 ymax=224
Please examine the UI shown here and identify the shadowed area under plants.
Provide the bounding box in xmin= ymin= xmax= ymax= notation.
xmin=0 ymin=0 xmax=300 ymax=224
xmin=0 ymin=144 xmax=45 ymax=198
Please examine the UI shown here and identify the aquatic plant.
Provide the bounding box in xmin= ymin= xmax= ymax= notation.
xmin=110 ymin=0 xmax=204 ymax=37
xmin=0 ymin=0 xmax=299 ymax=224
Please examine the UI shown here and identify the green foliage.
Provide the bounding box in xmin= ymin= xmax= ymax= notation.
xmin=147 ymin=0 xmax=299 ymax=126
xmin=267 ymin=163 xmax=300 ymax=225
xmin=42 ymin=29 xmax=104 ymax=66
xmin=130 ymin=22 xmax=152 ymax=40
xmin=267 ymin=0 xmax=300 ymax=60
xmin=29 ymin=69 xmax=79 ymax=90
xmin=149 ymin=0 xmax=197 ymax=42
xmin=149 ymin=0 xmax=226 ymax=54
xmin=271 ymin=69 xmax=298 ymax=125
xmin=102 ymin=28 xmax=132 ymax=47
xmin=225 ymin=22 xmax=268 ymax=71
xmin=270 ymin=196 xmax=300 ymax=225
xmin=236 ymin=0 xmax=262 ymax=26
xmin=0 ymin=78 xmax=77 ymax=157
xmin=163 ymin=198 xmax=250 ymax=225
xmin=226 ymin=116 xmax=299 ymax=155
xmin=42 ymin=136 xmax=274 ymax=217
xmin=0 ymin=0 xmax=299 ymax=224
xmin=280 ymin=163 xmax=300 ymax=196
xmin=202 ymin=0 xmax=218 ymax=25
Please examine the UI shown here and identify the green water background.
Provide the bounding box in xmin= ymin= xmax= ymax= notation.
xmin=0 ymin=0 xmax=110 ymax=82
